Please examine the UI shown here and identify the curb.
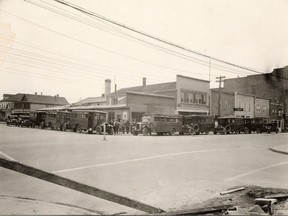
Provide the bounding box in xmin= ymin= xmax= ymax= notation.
xmin=269 ymin=147 xmax=288 ymax=156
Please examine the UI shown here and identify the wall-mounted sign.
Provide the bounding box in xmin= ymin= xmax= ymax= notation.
xmin=123 ymin=111 xmax=128 ymax=120
xmin=234 ymin=108 xmax=244 ymax=111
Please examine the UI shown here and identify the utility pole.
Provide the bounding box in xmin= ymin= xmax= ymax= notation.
xmin=216 ymin=76 xmax=226 ymax=116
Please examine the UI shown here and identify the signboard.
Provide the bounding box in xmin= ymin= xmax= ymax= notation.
xmin=234 ymin=108 xmax=244 ymax=111
xmin=123 ymin=111 xmax=128 ymax=120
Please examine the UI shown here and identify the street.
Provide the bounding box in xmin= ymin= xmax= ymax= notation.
xmin=1 ymin=123 xmax=288 ymax=214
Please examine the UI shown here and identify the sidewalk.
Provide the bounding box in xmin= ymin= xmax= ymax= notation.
xmin=0 ymin=195 xmax=100 ymax=215
xmin=269 ymin=144 xmax=288 ymax=155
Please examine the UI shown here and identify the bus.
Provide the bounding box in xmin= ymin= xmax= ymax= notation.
xmin=138 ymin=113 xmax=182 ymax=136
xmin=70 ymin=110 xmax=108 ymax=134
xmin=181 ymin=115 xmax=215 ymax=135
xmin=214 ymin=116 xmax=248 ymax=135
xmin=40 ymin=111 xmax=71 ymax=131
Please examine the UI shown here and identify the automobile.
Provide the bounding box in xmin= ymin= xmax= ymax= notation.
xmin=181 ymin=115 xmax=215 ymax=135
xmin=95 ymin=122 xmax=114 ymax=135
xmin=6 ymin=115 xmax=19 ymax=126
xmin=132 ymin=122 xmax=144 ymax=136
xmin=244 ymin=117 xmax=269 ymax=133
xmin=214 ymin=116 xmax=249 ymax=135
xmin=19 ymin=115 xmax=33 ymax=127
xmin=262 ymin=121 xmax=278 ymax=134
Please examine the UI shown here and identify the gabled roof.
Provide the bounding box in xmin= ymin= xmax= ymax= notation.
xmin=73 ymin=97 xmax=106 ymax=106
xmin=1 ymin=93 xmax=69 ymax=105
xmin=110 ymin=82 xmax=176 ymax=96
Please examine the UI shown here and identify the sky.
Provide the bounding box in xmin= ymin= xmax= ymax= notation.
xmin=0 ymin=0 xmax=288 ymax=103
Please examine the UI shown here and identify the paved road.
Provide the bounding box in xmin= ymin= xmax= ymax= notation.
xmin=0 ymin=124 xmax=288 ymax=214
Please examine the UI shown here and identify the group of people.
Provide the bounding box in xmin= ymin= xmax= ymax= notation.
xmin=109 ymin=119 xmax=137 ymax=134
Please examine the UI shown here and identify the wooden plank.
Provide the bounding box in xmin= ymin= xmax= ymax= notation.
xmin=220 ymin=187 xmax=245 ymax=195
xmin=265 ymin=194 xmax=288 ymax=199
xmin=166 ymin=205 xmax=236 ymax=215
xmin=0 ymin=158 xmax=164 ymax=214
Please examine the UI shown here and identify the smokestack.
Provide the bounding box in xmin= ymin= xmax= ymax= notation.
xmin=105 ymin=79 xmax=111 ymax=105
xmin=105 ymin=79 xmax=111 ymax=96
xmin=143 ymin=77 xmax=146 ymax=87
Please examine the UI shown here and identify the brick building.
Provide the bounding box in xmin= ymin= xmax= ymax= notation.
xmin=210 ymin=89 xmax=269 ymax=119
xmin=223 ymin=66 xmax=288 ymax=128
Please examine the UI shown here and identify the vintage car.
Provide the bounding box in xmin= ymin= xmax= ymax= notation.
xmin=214 ymin=116 xmax=249 ymax=135
xmin=244 ymin=117 xmax=269 ymax=133
xmin=262 ymin=121 xmax=279 ymax=134
xmin=181 ymin=115 xmax=215 ymax=135
xmin=19 ymin=115 xmax=33 ymax=127
xmin=6 ymin=115 xmax=19 ymax=126
xmin=95 ymin=122 xmax=114 ymax=135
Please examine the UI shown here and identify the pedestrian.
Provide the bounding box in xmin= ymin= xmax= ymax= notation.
xmin=120 ymin=119 xmax=125 ymax=134
xmin=114 ymin=120 xmax=120 ymax=134
xmin=125 ymin=120 xmax=130 ymax=134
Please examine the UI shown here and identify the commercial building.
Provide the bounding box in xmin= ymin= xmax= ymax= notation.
xmin=223 ymin=66 xmax=288 ymax=128
xmin=210 ymin=89 xmax=269 ymax=119
xmin=72 ymin=75 xmax=210 ymax=122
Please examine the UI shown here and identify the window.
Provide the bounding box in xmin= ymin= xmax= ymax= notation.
xmin=184 ymin=92 xmax=189 ymax=103
xmin=224 ymin=100 xmax=228 ymax=109
xmin=181 ymin=92 xmax=184 ymax=102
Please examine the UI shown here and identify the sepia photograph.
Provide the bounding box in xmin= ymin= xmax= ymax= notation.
xmin=0 ymin=0 xmax=288 ymax=215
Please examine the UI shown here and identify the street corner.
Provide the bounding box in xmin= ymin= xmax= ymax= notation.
xmin=269 ymin=145 xmax=288 ymax=156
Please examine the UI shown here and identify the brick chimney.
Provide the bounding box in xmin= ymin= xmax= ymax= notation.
xmin=143 ymin=77 xmax=146 ymax=87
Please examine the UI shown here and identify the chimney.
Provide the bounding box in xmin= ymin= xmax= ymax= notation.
xmin=105 ymin=79 xmax=111 ymax=105
xmin=143 ymin=77 xmax=146 ymax=87
xmin=56 ymin=94 xmax=59 ymax=97
xmin=105 ymin=79 xmax=111 ymax=96
xmin=41 ymin=92 xmax=43 ymax=95
xmin=35 ymin=92 xmax=37 ymax=95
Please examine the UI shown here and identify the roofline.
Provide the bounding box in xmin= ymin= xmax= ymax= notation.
xmin=110 ymin=81 xmax=177 ymax=95
xmin=126 ymin=91 xmax=176 ymax=99
xmin=177 ymin=74 xmax=210 ymax=83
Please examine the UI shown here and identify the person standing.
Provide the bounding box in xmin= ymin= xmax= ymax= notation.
xmin=114 ymin=120 xmax=120 ymax=134
xmin=120 ymin=119 xmax=125 ymax=134
xmin=125 ymin=120 xmax=130 ymax=134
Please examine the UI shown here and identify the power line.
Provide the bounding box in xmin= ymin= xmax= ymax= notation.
xmin=52 ymin=0 xmax=267 ymax=75
xmin=24 ymin=0 xmax=260 ymax=77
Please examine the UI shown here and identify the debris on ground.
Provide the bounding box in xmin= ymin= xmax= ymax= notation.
xmin=179 ymin=186 xmax=288 ymax=215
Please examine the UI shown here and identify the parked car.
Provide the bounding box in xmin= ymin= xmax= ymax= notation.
xmin=262 ymin=121 xmax=278 ymax=134
xmin=95 ymin=122 xmax=114 ymax=135
xmin=6 ymin=115 xmax=19 ymax=126
xmin=214 ymin=116 xmax=249 ymax=135
xmin=181 ymin=115 xmax=215 ymax=135
xmin=244 ymin=117 xmax=269 ymax=133
xmin=19 ymin=115 xmax=33 ymax=127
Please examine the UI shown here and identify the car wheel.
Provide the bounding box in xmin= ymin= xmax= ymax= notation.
xmin=170 ymin=128 xmax=176 ymax=136
xmin=77 ymin=127 xmax=82 ymax=133
xmin=189 ymin=128 xmax=194 ymax=135
xmin=95 ymin=125 xmax=102 ymax=135
xmin=142 ymin=127 xmax=149 ymax=136
xmin=62 ymin=124 xmax=67 ymax=132
xmin=256 ymin=128 xmax=261 ymax=134
xmin=244 ymin=127 xmax=249 ymax=134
